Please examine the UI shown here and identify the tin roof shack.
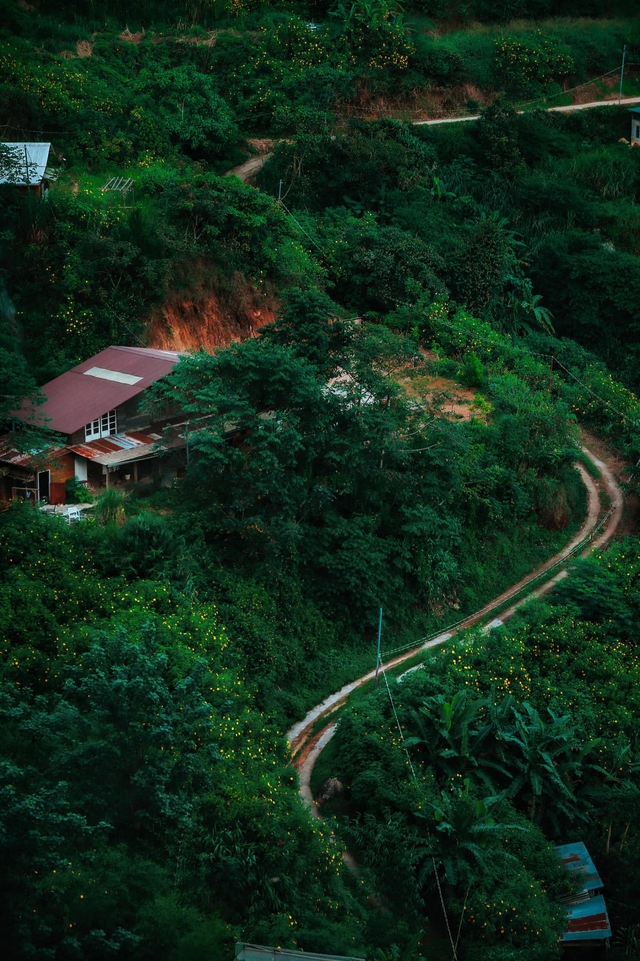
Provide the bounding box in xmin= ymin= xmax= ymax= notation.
xmin=2 ymin=346 xmax=186 ymax=503
xmin=0 ymin=142 xmax=52 ymax=196
xmin=555 ymin=842 xmax=612 ymax=949
xmin=0 ymin=436 xmax=72 ymax=506
xmin=630 ymin=108 xmax=640 ymax=146
xmin=235 ymin=946 xmax=365 ymax=961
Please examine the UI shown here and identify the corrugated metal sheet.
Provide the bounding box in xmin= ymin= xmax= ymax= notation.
xmin=554 ymin=842 xmax=602 ymax=892
xmin=555 ymin=842 xmax=612 ymax=944
xmin=0 ymin=142 xmax=51 ymax=185
xmin=68 ymin=427 xmax=185 ymax=466
xmin=562 ymin=894 xmax=612 ymax=942
xmin=68 ymin=431 xmax=158 ymax=466
xmin=0 ymin=434 xmax=63 ymax=468
xmin=235 ymin=945 xmax=364 ymax=961
xmin=22 ymin=346 xmax=183 ymax=435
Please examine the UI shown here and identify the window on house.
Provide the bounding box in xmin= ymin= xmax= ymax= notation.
xmin=636 ymin=123 xmax=640 ymax=139
xmin=85 ymin=409 xmax=117 ymax=441
xmin=101 ymin=409 xmax=116 ymax=435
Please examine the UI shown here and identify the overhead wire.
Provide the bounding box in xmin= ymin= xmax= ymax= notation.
xmin=379 ymin=659 xmax=459 ymax=960
xmin=380 ymin=497 xmax=616 ymax=661
xmin=374 ymin=484 xmax=617 ymax=957
xmin=278 ymin=199 xmax=326 ymax=254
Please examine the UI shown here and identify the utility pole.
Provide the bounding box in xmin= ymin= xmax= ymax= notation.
xmin=374 ymin=607 xmax=383 ymax=690
xmin=24 ymin=144 xmax=29 ymax=186
xmin=619 ymin=45 xmax=627 ymax=104
xmin=278 ymin=179 xmax=283 ymax=202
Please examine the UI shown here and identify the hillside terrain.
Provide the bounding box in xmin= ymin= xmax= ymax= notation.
xmin=2 ymin=2 xmax=640 ymax=960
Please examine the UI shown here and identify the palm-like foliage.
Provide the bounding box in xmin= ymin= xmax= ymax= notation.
xmin=405 ymin=691 xmax=602 ymax=833
xmin=500 ymin=703 xmax=599 ymax=830
xmin=404 ymin=690 xmax=512 ymax=793
xmin=414 ymin=780 xmax=522 ymax=887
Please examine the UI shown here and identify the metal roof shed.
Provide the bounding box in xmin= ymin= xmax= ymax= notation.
xmin=562 ymin=894 xmax=612 ymax=943
xmin=554 ymin=841 xmax=603 ymax=893
xmin=0 ymin=142 xmax=51 ymax=186
xmin=555 ymin=842 xmax=612 ymax=947
xmin=235 ymin=946 xmax=364 ymax=961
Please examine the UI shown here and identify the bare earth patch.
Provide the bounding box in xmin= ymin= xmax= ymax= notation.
xmin=246 ymin=138 xmax=274 ymax=155
xmin=178 ymin=32 xmax=217 ymax=47
xmin=76 ymin=40 xmax=93 ymax=57
xmin=147 ymin=288 xmax=277 ymax=353
xmin=119 ymin=28 xmax=145 ymax=44
xmin=399 ymin=371 xmax=488 ymax=422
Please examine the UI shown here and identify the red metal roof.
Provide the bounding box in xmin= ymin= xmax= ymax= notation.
xmin=567 ymin=913 xmax=610 ymax=934
xmin=22 ymin=346 xmax=182 ymax=435
xmin=0 ymin=435 xmax=64 ymax=466
xmin=67 ymin=430 xmax=161 ymax=466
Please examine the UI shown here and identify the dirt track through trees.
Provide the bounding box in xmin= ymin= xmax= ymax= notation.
xmin=289 ymin=443 xmax=624 ymax=815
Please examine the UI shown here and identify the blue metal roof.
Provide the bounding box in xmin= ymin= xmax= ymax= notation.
xmin=629 ymin=107 xmax=640 ymax=115
xmin=0 ymin=142 xmax=51 ymax=186
xmin=554 ymin=841 xmax=602 ymax=892
xmin=562 ymin=894 xmax=612 ymax=942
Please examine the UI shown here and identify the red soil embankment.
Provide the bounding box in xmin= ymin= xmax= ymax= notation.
xmin=147 ymin=290 xmax=277 ymax=353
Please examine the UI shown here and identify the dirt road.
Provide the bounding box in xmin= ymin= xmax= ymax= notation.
xmin=225 ymin=153 xmax=272 ymax=183
xmin=414 ymin=95 xmax=640 ymax=126
xmin=289 ymin=443 xmax=624 ymax=812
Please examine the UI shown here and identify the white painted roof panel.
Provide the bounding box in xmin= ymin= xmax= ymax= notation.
xmin=0 ymin=142 xmax=52 ymax=186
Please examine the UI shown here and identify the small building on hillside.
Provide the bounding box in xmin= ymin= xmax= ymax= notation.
xmin=0 ymin=345 xmax=185 ymax=504
xmin=0 ymin=142 xmax=52 ymax=195
xmin=235 ymin=946 xmax=365 ymax=961
xmin=555 ymin=841 xmax=612 ymax=947
xmin=630 ymin=108 xmax=640 ymax=146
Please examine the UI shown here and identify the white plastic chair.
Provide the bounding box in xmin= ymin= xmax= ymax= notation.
xmin=66 ymin=506 xmax=81 ymax=524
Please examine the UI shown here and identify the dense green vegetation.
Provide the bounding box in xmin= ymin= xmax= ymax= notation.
xmin=3 ymin=0 xmax=640 ymax=958
xmin=318 ymin=541 xmax=640 ymax=959
xmin=0 ymin=507 xmax=366 ymax=960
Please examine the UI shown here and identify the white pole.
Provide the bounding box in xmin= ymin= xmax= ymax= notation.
xmin=619 ymin=45 xmax=627 ymax=105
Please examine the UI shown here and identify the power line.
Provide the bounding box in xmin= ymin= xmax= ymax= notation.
xmin=379 ymin=660 xmax=459 ymax=961
xmin=278 ymin=199 xmax=326 ymax=254
xmin=551 ymin=355 xmax=638 ymax=426
xmin=425 ymin=310 xmax=640 ymax=434
xmin=1 ymin=122 xmax=65 ymax=138
xmin=380 ymin=499 xmax=615 ymax=660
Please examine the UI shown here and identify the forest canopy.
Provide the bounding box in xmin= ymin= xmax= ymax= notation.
xmin=2 ymin=0 xmax=640 ymax=958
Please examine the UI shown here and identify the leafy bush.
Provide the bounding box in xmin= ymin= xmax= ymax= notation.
xmin=494 ymin=31 xmax=574 ymax=95
xmin=65 ymin=476 xmax=93 ymax=504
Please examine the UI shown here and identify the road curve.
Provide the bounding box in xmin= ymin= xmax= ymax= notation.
xmin=414 ymin=95 xmax=640 ymax=126
xmin=225 ymin=153 xmax=272 ymax=183
xmin=289 ymin=444 xmax=623 ymax=812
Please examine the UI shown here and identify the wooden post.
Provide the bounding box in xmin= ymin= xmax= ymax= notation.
xmin=133 ymin=461 xmax=139 ymax=483
xmin=105 ymin=467 xmax=110 ymax=489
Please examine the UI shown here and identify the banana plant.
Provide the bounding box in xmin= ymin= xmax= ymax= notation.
xmin=414 ymin=780 xmax=522 ymax=887
xmin=404 ymin=690 xmax=512 ymax=794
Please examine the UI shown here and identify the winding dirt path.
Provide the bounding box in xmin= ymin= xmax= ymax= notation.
xmin=288 ymin=443 xmax=624 ymax=814
xmin=225 ymin=153 xmax=272 ymax=183
xmin=413 ymin=95 xmax=640 ymax=126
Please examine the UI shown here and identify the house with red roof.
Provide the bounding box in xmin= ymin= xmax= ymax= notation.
xmin=0 ymin=346 xmax=185 ymax=504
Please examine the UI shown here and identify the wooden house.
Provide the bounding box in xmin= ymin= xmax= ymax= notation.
xmin=630 ymin=107 xmax=640 ymax=146
xmin=0 ymin=346 xmax=185 ymax=504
